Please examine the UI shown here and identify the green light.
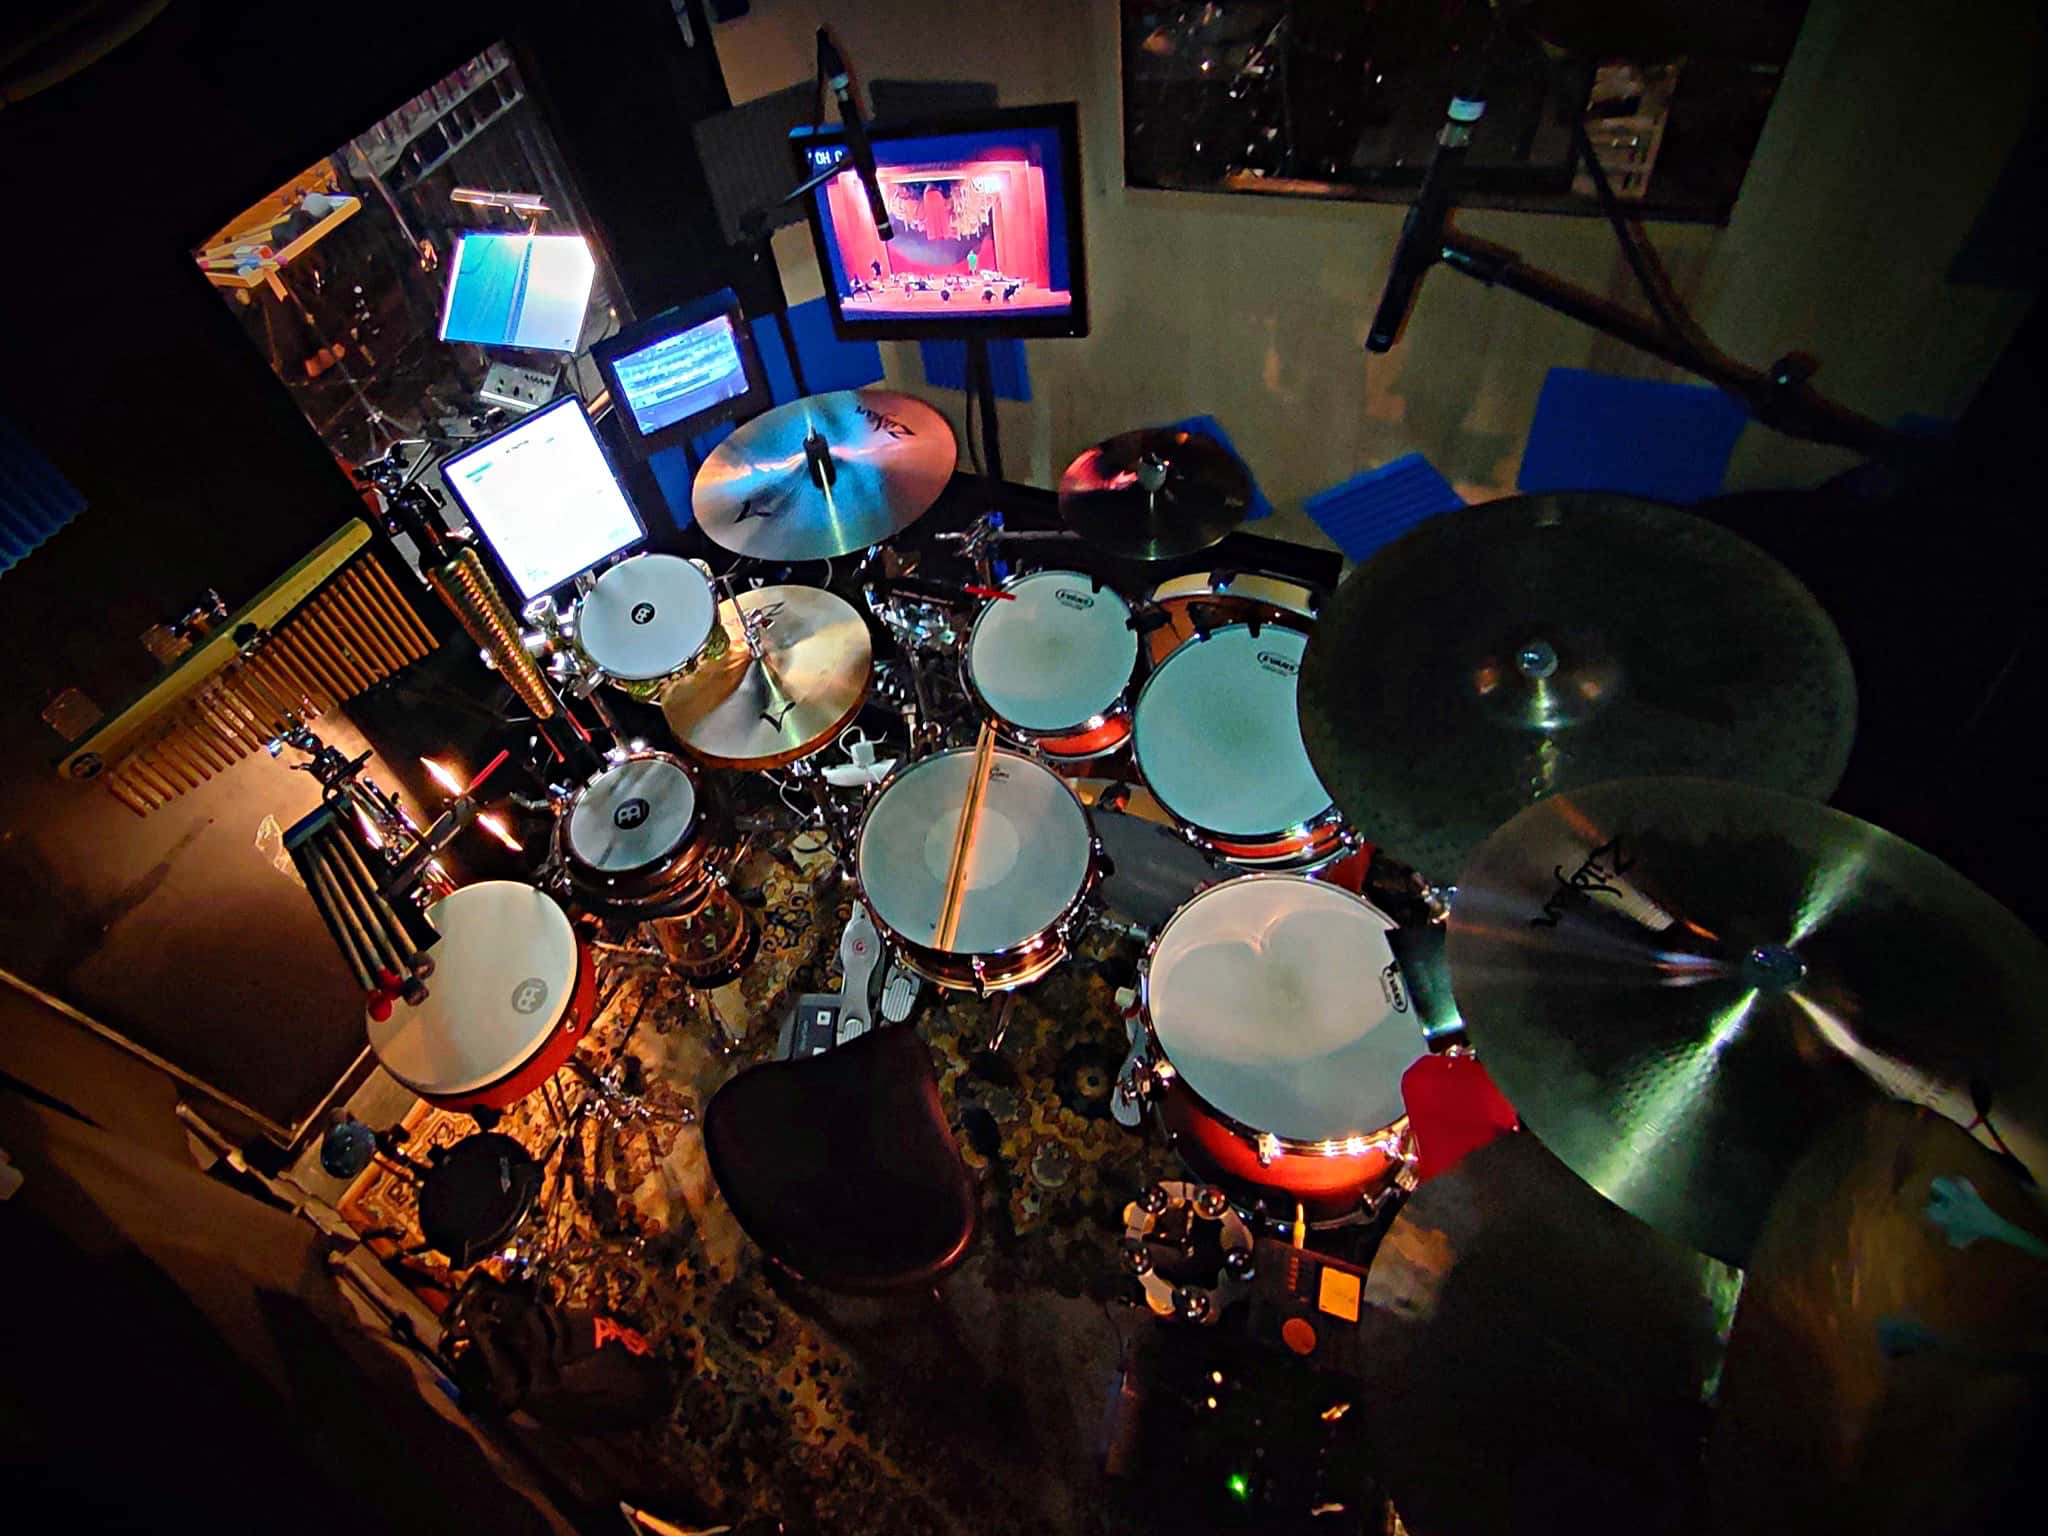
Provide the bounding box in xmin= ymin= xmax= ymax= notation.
xmin=1226 ymin=1473 xmax=1251 ymax=1501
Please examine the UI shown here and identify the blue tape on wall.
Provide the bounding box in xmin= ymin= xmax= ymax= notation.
xmin=1517 ymin=367 xmax=1749 ymax=504
xmin=1304 ymin=453 xmax=1465 ymax=561
xmin=1 ymin=413 xmax=87 ymax=576
xmin=919 ymin=339 xmax=1033 ymax=401
xmin=751 ymin=298 xmax=885 ymax=400
xmin=1164 ymin=415 xmax=1273 ymax=521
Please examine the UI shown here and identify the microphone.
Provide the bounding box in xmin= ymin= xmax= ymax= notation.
xmin=817 ymin=29 xmax=894 ymax=242
xmin=1365 ymin=90 xmax=1486 ymax=353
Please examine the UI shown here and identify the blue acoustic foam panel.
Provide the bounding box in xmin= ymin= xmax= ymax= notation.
xmin=1516 ymin=367 xmax=1749 ymax=504
xmin=752 ymin=298 xmax=886 ymax=401
xmin=1303 ymin=453 xmax=1465 ymax=561
xmin=1 ymin=412 xmax=88 ymax=575
xmin=1164 ymin=414 xmax=1273 ymax=521
xmin=918 ymin=339 xmax=1032 ymax=401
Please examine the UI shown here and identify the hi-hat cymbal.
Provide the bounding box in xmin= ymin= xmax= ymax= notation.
xmin=1296 ymin=494 xmax=1856 ymax=883
xmin=659 ymin=585 xmax=871 ymax=770
xmin=1056 ymin=427 xmax=1252 ymax=560
xmin=692 ymin=390 xmax=955 ymax=561
xmin=1445 ymin=776 xmax=2048 ymax=1265
xmin=1705 ymin=1102 xmax=2048 ymax=1536
xmin=1359 ymin=1132 xmax=1737 ymax=1536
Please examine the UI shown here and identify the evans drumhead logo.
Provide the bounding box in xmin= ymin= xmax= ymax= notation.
xmin=510 ymin=977 xmax=550 ymax=1015
xmin=1379 ymin=962 xmax=1409 ymax=1014
xmin=630 ymin=601 xmax=657 ymax=625
xmin=1257 ymin=650 xmax=1300 ymax=677
xmin=1054 ymin=589 xmax=1097 ymax=611
xmin=613 ymin=797 xmax=651 ymax=830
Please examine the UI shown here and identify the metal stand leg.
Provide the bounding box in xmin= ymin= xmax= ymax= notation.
xmin=985 ymin=991 xmax=1020 ymax=1055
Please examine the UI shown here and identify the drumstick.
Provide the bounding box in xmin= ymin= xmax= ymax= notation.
xmin=935 ymin=720 xmax=998 ymax=952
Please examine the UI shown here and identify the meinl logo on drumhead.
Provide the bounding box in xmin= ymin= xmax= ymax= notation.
xmin=1257 ymin=650 xmax=1299 ymax=677
xmin=630 ymin=602 xmax=657 ymax=625
xmin=510 ymin=977 xmax=549 ymax=1015
xmin=1054 ymin=589 xmax=1096 ymax=611
xmin=613 ymin=797 xmax=651 ymax=830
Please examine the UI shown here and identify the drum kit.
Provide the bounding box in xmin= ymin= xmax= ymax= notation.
xmin=347 ymin=374 xmax=2045 ymax=1514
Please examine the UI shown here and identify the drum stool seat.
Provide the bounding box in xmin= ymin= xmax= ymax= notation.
xmin=703 ymin=1028 xmax=977 ymax=1293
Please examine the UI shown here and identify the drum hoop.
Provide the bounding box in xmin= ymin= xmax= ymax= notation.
xmin=854 ymin=745 xmax=1099 ymax=958
xmin=562 ymin=751 xmax=701 ymax=879
xmin=1138 ymin=873 xmax=1406 ymax=1151
xmin=962 ymin=570 xmax=1137 ymax=740
xmin=1130 ymin=624 xmax=1336 ymax=844
xmin=578 ymin=556 xmax=718 ymax=682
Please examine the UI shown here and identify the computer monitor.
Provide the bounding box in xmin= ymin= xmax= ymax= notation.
xmin=438 ymin=397 xmax=643 ymax=601
xmin=794 ymin=103 xmax=1088 ymax=341
xmin=438 ymin=233 xmax=597 ymax=353
xmin=589 ymin=289 xmax=772 ymax=457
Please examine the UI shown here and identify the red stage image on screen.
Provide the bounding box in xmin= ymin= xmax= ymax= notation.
xmin=823 ymin=149 xmax=1072 ymax=319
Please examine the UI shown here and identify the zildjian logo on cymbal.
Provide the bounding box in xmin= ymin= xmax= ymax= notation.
xmin=855 ymin=404 xmax=913 ymax=438
xmin=760 ymin=699 xmax=798 ymax=729
xmin=1530 ymin=835 xmax=1635 ymax=929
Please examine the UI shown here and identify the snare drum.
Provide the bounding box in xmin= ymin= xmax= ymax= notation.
xmin=1138 ymin=875 xmax=1421 ymax=1221
xmin=1131 ymin=623 xmax=1345 ymax=867
xmin=856 ymin=746 xmax=1098 ymax=991
xmin=556 ymin=751 xmax=711 ymax=918
xmin=963 ymin=570 xmax=1138 ymax=759
xmin=367 ymin=881 xmax=595 ymax=1113
xmin=575 ymin=555 xmax=720 ymax=698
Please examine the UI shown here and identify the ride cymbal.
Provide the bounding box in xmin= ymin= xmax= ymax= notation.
xmin=1360 ymin=1132 xmax=1737 ymax=1536
xmin=693 ymin=390 xmax=955 ymax=561
xmin=1296 ymin=494 xmax=1856 ymax=883
xmin=1056 ymin=427 xmax=1252 ymax=560
xmin=1445 ymin=776 xmax=2048 ymax=1265
xmin=660 ymin=585 xmax=871 ymax=770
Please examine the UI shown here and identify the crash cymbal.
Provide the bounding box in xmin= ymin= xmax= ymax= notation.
xmin=1296 ymin=493 xmax=1856 ymax=883
xmin=659 ymin=585 xmax=871 ymax=770
xmin=1056 ymin=427 xmax=1252 ymax=560
xmin=1359 ymin=1132 xmax=1738 ymax=1536
xmin=1446 ymin=776 xmax=2048 ymax=1265
xmin=1705 ymin=1102 xmax=2047 ymax=1536
xmin=692 ymin=390 xmax=955 ymax=561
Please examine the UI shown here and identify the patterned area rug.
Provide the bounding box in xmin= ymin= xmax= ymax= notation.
xmin=339 ymin=838 xmax=1229 ymax=1534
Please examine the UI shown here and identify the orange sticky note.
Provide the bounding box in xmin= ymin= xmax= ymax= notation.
xmin=1316 ymin=1264 xmax=1361 ymax=1322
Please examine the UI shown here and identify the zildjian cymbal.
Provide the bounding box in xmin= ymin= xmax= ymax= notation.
xmin=692 ymin=389 xmax=955 ymax=561
xmin=660 ymin=585 xmax=871 ymax=770
xmin=1295 ymin=493 xmax=1856 ymax=883
xmin=1056 ymin=427 xmax=1252 ymax=560
xmin=1444 ymin=775 xmax=2048 ymax=1265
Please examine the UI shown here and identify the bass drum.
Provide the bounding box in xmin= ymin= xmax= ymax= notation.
xmin=1139 ymin=874 xmax=1422 ymax=1223
xmin=856 ymin=746 xmax=1098 ymax=992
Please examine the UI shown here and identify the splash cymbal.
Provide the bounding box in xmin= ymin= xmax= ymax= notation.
xmin=1056 ymin=427 xmax=1252 ymax=560
xmin=1295 ymin=494 xmax=1856 ymax=883
xmin=659 ymin=585 xmax=871 ymax=770
xmin=692 ymin=390 xmax=955 ymax=561
xmin=1705 ymin=1102 xmax=2048 ymax=1536
xmin=1360 ymin=1132 xmax=1737 ymax=1536
xmin=1445 ymin=775 xmax=2048 ymax=1265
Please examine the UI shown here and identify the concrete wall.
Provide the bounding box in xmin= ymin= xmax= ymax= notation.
xmin=711 ymin=0 xmax=2039 ymax=542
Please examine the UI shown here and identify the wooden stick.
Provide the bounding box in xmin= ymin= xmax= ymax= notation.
xmin=935 ymin=721 xmax=999 ymax=953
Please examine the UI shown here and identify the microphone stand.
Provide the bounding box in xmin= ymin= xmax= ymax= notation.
xmin=1366 ymin=19 xmax=1934 ymax=472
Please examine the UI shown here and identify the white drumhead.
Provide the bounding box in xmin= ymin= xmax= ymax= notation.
xmin=858 ymin=748 xmax=1093 ymax=955
xmin=367 ymin=881 xmax=578 ymax=1097
xmin=1133 ymin=625 xmax=1332 ymax=837
xmin=578 ymin=555 xmax=716 ymax=681
xmin=567 ymin=754 xmax=696 ymax=873
xmin=966 ymin=570 xmax=1137 ymax=732
xmin=1146 ymin=875 xmax=1417 ymax=1142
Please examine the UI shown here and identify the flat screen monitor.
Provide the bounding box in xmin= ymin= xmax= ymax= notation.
xmin=438 ymin=233 xmax=597 ymax=353
xmin=794 ymin=103 xmax=1088 ymax=341
xmin=589 ymin=288 xmax=772 ymax=457
xmin=437 ymin=397 xmax=642 ymax=601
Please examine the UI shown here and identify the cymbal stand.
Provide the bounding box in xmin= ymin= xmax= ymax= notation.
xmin=934 ymin=515 xmax=1082 ymax=589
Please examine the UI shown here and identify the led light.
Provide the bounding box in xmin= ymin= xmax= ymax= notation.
xmin=477 ymin=812 xmax=523 ymax=853
xmin=1211 ymin=1370 xmax=1224 ymax=1385
xmin=421 ymin=756 xmax=464 ymax=795
xmin=1226 ymin=1473 xmax=1250 ymax=1501
xmin=1321 ymin=1402 xmax=1351 ymax=1422
xmin=1205 ymin=1396 xmax=1219 ymax=1411
xmin=355 ymin=809 xmax=384 ymax=849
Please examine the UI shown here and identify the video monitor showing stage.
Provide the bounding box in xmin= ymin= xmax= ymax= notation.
xmin=439 ymin=232 xmax=597 ymax=352
xmin=797 ymin=103 xmax=1087 ymax=340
